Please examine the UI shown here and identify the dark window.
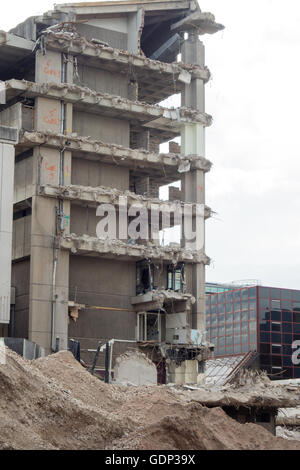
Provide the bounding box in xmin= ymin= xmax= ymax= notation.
xmin=260 ymin=343 xmax=270 ymax=354
xmin=294 ymin=368 xmax=300 ymax=379
xmin=271 ymin=356 xmax=282 ymax=367
xmin=283 ymin=334 xmax=292 ymax=345
xmin=271 ymin=310 xmax=281 ymax=321
xmin=283 ymin=345 xmax=292 ymax=356
xmin=293 ymin=312 xmax=300 ymax=323
xmin=294 ymin=324 xmax=300 ymax=334
xmin=282 ymin=323 xmax=292 ymax=333
xmin=260 ymin=355 xmax=271 ymax=366
xmin=283 ymin=355 xmax=293 ymax=367
xmin=282 ymin=310 xmax=292 ymax=322
xmin=271 ymin=333 xmax=281 ymax=343
xmin=272 ymin=345 xmax=281 ymax=355
xmin=260 ymin=321 xmax=270 ymax=332
xmin=271 ymin=322 xmax=281 ymax=332
xmin=260 ymin=332 xmax=270 ymax=342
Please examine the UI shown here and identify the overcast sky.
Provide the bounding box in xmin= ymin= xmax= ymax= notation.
xmin=2 ymin=1 xmax=300 ymax=289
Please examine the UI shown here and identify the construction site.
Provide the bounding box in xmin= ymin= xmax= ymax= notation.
xmin=0 ymin=0 xmax=299 ymax=451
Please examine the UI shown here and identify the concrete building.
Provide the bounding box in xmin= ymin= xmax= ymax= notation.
xmin=206 ymin=285 xmax=300 ymax=380
xmin=0 ymin=0 xmax=224 ymax=383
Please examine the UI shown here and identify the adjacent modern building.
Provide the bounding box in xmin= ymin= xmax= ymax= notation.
xmin=206 ymin=285 xmax=300 ymax=380
xmin=0 ymin=0 xmax=224 ymax=383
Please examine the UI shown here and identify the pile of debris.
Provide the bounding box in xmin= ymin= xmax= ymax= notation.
xmin=0 ymin=347 xmax=300 ymax=450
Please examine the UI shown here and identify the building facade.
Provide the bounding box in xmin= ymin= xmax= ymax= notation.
xmin=0 ymin=1 xmax=224 ymax=382
xmin=206 ymin=285 xmax=300 ymax=380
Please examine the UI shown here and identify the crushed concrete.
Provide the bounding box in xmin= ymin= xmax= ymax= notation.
xmin=1 ymin=348 xmax=300 ymax=450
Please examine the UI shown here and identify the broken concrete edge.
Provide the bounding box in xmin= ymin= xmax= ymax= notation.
xmin=19 ymin=131 xmax=213 ymax=174
xmin=132 ymin=289 xmax=195 ymax=306
xmin=40 ymin=30 xmax=211 ymax=82
xmin=59 ymin=233 xmax=211 ymax=265
xmin=113 ymin=350 xmax=158 ymax=386
xmin=171 ymin=11 xmax=225 ymax=34
xmin=4 ymin=79 xmax=213 ymax=128
xmin=38 ymin=183 xmax=212 ymax=220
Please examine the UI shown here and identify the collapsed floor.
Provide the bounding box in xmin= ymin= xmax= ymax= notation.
xmin=0 ymin=347 xmax=300 ymax=450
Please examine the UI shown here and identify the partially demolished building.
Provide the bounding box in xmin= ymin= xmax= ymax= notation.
xmin=0 ymin=0 xmax=224 ymax=383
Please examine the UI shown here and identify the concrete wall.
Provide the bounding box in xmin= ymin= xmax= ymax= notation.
xmin=14 ymin=155 xmax=34 ymax=203
xmin=11 ymin=259 xmax=30 ymax=338
xmin=76 ymin=23 xmax=128 ymax=50
xmin=71 ymin=158 xmax=129 ymax=191
xmin=74 ymin=65 xmax=129 ymax=99
xmin=68 ymin=255 xmax=136 ymax=358
xmin=12 ymin=215 xmax=31 ymax=260
xmin=73 ymin=111 xmax=130 ymax=147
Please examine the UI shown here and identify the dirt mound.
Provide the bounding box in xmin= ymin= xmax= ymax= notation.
xmin=0 ymin=348 xmax=300 ymax=450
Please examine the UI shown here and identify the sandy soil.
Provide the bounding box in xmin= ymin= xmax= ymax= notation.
xmin=0 ymin=348 xmax=299 ymax=450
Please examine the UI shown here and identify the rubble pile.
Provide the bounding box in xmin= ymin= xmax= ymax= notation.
xmin=0 ymin=348 xmax=300 ymax=450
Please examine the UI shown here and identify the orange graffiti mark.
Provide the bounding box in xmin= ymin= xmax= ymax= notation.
xmin=44 ymin=61 xmax=61 ymax=78
xmin=65 ymin=165 xmax=70 ymax=178
xmin=45 ymin=162 xmax=56 ymax=181
xmin=198 ymin=185 xmax=203 ymax=193
xmin=43 ymin=108 xmax=61 ymax=126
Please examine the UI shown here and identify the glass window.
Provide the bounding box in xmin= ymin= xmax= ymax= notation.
xmin=281 ymin=300 xmax=291 ymax=311
xmin=234 ymin=344 xmax=242 ymax=354
xmin=226 ymin=324 xmax=233 ymax=335
xmin=260 ymin=320 xmax=270 ymax=332
xmin=249 ymin=322 xmax=256 ymax=332
xmin=249 ymin=298 xmax=256 ymax=310
xmin=271 ymin=333 xmax=281 ymax=343
xmin=242 ymin=344 xmax=250 ymax=353
xmin=218 ymin=303 xmax=225 ymax=314
xmin=218 ymin=315 xmax=225 ymax=325
xmin=234 ymin=335 xmax=241 ymax=345
xmin=271 ymin=300 xmax=281 ymax=311
xmin=241 ymin=322 xmax=248 ymax=334
xmin=271 ymin=356 xmax=282 ymax=367
xmin=271 ymin=310 xmax=281 ymax=321
xmin=282 ymin=310 xmax=292 ymax=322
xmin=225 ymin=292 xmax=233 ymax=303
xmin=226 ymin=346 xmax=233 ymax=355
xmin=283 ymin=356 xmax=293 ymax=367
xmin=234 ymin=302 xmax=241 ymax=312
xmin=249 ymin=310 xmax=257 ymax=321
xmin=260 ymin=343 xmax=270 ymax=354
xmin=226 ymin=303 xmax=233 ymax=313
xmin=212 ymin=295 xmax=218 ymax=305
xmin=241 ymin=289 xmax=249 ymax=300
xmin=293 ymin=312 xmax=300 ymax=323
xmin=294 ymin=368 xmax=300 ymax=379
xmin=218 ymin=337 xmax=225 ymax=347
xmin=249 ymin=332 xmax=257 ymax=343
xmin=219 ymin=293 xmax=225 ymax=304
xmin=242 ymin=300 xmax=248 ymax=311
xmin=283 ymin=345 xmax=292 ymax=356
xmin=259 ymin=287 xmax=270 ymax=298
xmin=241 ymin=333 xmax=248 ymax=344
xmin=241 ymin=311 xmax=248 ymax=322
xmin=234 ymin=313 xmax=241 ymax=323
xmin=234 ymin=291 xmax=241 ymax=301
xmin=234 ymin=324 xmax=241 ymax=334
xmin=294 ymin=324 xmax=300 ymax=334
xmin=270 ymin=289 xmax=281 ymax=300
xmin=248 ymin=287 xmax=256 ymax=298
xmin=293 ymin=291 xmax=300 ymax=302
xmin=283 ymin=333 xmax=292 ymax=345
xmin=211 ymin=328 xmax=217 ymax=338
xmin=226 ymin=336 xmax=233 ymax=346
xmin=218 ymin=327 xmax=225 ymax=336
xmin=272 ymin=344 xmax=281 ymax=355
xmin=260 ymin=332 xmax=270 ymax=342
xmin=271 ymin=322 xmax=281 ymax=332
xmin=281 ymin=289 xmax=292 ymax=300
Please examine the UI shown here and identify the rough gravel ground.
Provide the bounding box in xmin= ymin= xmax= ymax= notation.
xmin=0 ymin=348 xmax=300 ymax=450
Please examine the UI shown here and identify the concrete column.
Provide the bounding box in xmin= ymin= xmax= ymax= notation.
xmin=28 ymin=49 xmax=73 ymax=353
xmin=181 ymin=34 xmax=207 ymax=334
xmin=0 ymin=142 xmax=14 ymax=324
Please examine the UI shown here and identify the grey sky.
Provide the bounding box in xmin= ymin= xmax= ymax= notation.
xmin=2 ymin=1 xmax=300 ymax=289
